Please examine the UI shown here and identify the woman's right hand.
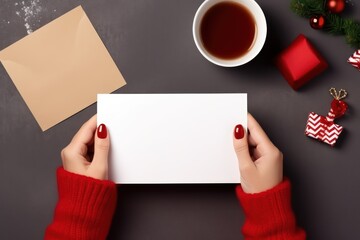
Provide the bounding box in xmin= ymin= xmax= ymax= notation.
xmin=233 ymin=113 xmax=283 ymax=194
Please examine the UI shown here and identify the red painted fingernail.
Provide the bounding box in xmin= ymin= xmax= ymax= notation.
xmin=97 ymin=124 xmax=107 ymax=139
xmin=234 ymin=124 xmax=244 ymax=139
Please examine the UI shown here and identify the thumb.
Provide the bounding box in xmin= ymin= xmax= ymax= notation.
xmin=233 ymin=124 xmax=254 ymax=170
xmin=93 ymin=123 xmax=110 ymax=169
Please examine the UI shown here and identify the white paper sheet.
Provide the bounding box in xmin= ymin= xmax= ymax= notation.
xmin=97 ymin=93 xmax=247 ymax=183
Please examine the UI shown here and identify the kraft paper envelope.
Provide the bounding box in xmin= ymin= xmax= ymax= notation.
xmin=0 ymin=6 xmax=126 ymax=131
xmin=97 ymin=94 xmax=247 ymax=183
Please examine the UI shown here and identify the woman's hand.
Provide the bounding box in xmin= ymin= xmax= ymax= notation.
xmin=233 ymin=113 xmax=283 ymax=194
xmin=61 ymin=115 xmax=110 ymax=180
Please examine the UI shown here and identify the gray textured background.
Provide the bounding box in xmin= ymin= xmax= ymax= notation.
xmin=1 ymin=0 xmax=360 ymax=239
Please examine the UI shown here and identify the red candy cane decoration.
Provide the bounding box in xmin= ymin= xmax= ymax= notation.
xmin=348 ymin=49 xmax=360 ymax=71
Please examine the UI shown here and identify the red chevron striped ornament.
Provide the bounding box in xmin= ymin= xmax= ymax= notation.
xmin=348 ymin=49 xmax=360 ymax=71
xmin=305 ymin=88 xmax=348 ymax=146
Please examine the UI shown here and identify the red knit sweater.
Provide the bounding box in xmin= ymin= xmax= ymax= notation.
xmin=45 ymin=169 xmax=305 ymax=240
xmin=236 ymin=179 xmax=306 ymax=239
xmin=45 ymin=168 xmax=117 ymax=240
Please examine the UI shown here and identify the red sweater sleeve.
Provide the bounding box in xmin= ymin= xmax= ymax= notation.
xmin=236 ymin=179 xmax=306 ymax=240
xmin=44 ymin=168 xmax=117 ymax=240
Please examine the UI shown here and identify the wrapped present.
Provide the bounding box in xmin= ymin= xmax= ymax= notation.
xmin=347 ymin=49 xmax=360 ymax=71
xmin=305 ymin=88 xmax=348 ymax=147
xmin=276 ymin=34 xmax=328 ymax=90
xmin=305 ymin=112 xmax=343 ymax=146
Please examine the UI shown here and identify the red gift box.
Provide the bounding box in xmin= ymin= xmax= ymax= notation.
xmin=305 ymin=88 xmax=348 ymax=147
xmin=276 ymin=34 xmax=328 ymax=90
xmin=305 ymin=112 xmax=343 ymax=146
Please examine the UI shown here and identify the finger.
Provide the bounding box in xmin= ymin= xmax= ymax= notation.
xmin=71 ymin=115 xmax=97 ymax=147
xmin=92 ymin=123 xmax=110 ymax=169
xmin=233 ymin=124 xmax=255 ymax=170
xmin=247 ymin=113 xmax=275 ymax=152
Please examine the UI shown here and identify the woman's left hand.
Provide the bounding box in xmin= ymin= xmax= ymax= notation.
xmin=61 ymin=115 xmax=110 ymax=180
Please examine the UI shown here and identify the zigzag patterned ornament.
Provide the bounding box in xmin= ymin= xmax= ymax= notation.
xmin=305 ymin=88 xmax=348 ymax=146
xmin=348 ymin=49 xmax=360 ymax=71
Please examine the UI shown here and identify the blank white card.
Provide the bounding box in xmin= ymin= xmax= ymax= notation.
xmin=97 ymin=94 xmax=247 ymax=183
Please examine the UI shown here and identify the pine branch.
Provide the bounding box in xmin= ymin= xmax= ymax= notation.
xmin=344 ymin=21 xmax=360 ymax=48
xmin=290 ymin=0 xmax=325 ymax=18
xmin=290 ymin=0 xmax=360 ymax=49
xmin=325 ymin=14 xmax=345 ymax=35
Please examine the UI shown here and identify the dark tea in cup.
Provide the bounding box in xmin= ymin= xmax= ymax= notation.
xmin=193 ymin=0 xmax=266 ymax=67
xmin=200 ymin=2 xmax=256 ymax=60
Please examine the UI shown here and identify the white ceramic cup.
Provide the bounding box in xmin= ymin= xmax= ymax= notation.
xmin=193 ymin=0 xmax=267 ymax=67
